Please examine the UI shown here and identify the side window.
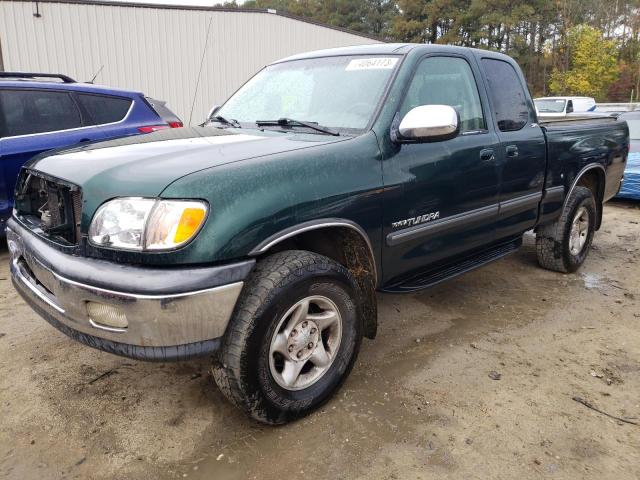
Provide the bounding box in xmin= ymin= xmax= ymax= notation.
xmin=400 ymin=56 xmax=486 ymax=133
xmin=481 ymin=58 xmax=530 ymax=132
xmin=0 ymin=89 xmax=82 ymax=137
xmin=77 ymin=94 xmax=132 ymax=125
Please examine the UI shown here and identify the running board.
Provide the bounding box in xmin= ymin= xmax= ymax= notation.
xmin=381 ymin=238 xmax=522 ymax=293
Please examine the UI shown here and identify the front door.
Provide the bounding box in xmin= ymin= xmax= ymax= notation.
xmin=382 ymin=55 xmax=502 ymax=284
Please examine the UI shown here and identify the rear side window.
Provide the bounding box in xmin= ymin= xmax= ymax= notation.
xmin=400 ymin=56 xmax=486 ymax=132
xmin=77 ymin=93 xmax=132 ymax=125
xmin=481 ymin=58 xmax=530 ymax=132
xmin=0 ymin=89 xmax=82 ymax=137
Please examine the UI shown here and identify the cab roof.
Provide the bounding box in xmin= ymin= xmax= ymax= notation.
xmin=273 ymin=43 xmax=515 ymax=64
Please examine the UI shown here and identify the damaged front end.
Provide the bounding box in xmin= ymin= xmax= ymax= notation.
xmin=13 ymin=170 xmax=82 ymax=245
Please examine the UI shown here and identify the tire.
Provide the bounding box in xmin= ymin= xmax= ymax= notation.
xmin=212 ymin=250 xmax=362 ymax=424
xmin=536 ymin=185 xmax=597 ymax=273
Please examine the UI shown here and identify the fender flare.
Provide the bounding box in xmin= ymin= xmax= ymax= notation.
xmin=248 ymin=218 xmax=378 ymax=284
xmin=249 ymin=218 xmax=380 ymax=339
xmin=563 ymin=163 xmax=606 ymax=212
xmin=563 ymin=163 xmax=606 ymax=230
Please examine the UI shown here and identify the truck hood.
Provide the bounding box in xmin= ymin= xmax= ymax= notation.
xmin=27 ymin=127 xmax=346 ymax=199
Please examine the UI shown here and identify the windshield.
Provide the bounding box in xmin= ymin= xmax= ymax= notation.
xmin=535 ymin=99 xmax=566 ymax=113
xmin=625 ymin=118 xmax=640 ymax=140
xmin=215 ymin=55 xmax=400 ymax=131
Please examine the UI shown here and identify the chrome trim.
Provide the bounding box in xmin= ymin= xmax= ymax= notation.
xmin=387 ymin=204 xmax=499 ymax=246
xmin=562 ymin=163 xmax=606 ymax=211
xmin=398 ymin=105 xmax=459 ymax=140
xmin=49 ymin=265 xmax=240 ymax=301
xmin=8 ymin=216 xmax=254 ymax=296
xmin=8 ymin=226 xmax=244 ymax=347
xmin=249 ymin=218 xmax=378 ymax=284
xmin=89 ymin=319 xmax=127 ymax=333
xmin=13 ymin=258 xmax=65 ymax=314
xmin=1 ymin=99 xmax=135 ymax=140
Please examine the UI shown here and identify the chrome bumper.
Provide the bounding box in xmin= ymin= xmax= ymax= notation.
xmin=7 ymin=219 xmax=253 ymax=360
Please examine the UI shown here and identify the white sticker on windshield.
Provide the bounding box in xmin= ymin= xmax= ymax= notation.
xmin=346 ymin=58 xmax=398 ymax=71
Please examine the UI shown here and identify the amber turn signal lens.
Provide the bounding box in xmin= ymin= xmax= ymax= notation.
xmin=174 ymin=207 xmax=206 ymax=244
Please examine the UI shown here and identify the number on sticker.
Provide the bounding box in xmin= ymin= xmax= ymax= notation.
xmin=346 ymin=58 xmax=398 ymax=71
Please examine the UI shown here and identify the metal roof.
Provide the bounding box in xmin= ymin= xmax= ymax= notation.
xmin=7 ymin=0 xmax=385 ymax=42
xmin=0 ymin=0 xmax=383 ymax=123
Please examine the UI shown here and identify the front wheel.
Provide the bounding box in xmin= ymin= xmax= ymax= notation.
xmin=212 ymin=250 xmax=362 ymax=424
xmin=536 ymin=185 xmax=597 ymax=273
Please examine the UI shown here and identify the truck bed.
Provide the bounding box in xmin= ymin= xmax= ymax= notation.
xmin=542 ymin=115 xmax=628 ymax=204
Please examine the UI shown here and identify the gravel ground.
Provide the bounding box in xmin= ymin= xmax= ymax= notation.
xmin=0 ymin=202 xmax=639 ymax=480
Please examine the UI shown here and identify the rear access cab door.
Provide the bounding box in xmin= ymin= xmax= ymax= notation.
xmin=477 ymin=55 xmax=547 ymax=240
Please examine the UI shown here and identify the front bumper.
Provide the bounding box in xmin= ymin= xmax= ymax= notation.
xmin=7 ymin=218 xmax=254 ymax=361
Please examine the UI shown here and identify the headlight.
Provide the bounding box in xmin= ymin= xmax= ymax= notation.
xmin=89 ymin=198 xmax=208 ymax=251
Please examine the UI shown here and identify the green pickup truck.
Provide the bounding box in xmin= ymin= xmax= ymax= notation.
xmin=7 ymin=44 xmax=629 ymax=424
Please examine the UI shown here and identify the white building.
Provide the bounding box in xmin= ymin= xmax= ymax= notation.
xmin=0 ymin=0 xmax=380 ymax=124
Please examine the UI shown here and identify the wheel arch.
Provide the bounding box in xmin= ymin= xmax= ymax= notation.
xmin=564 ymin=164 xmax=606 ymax=230
xmin=249 ymin=219 xmax=379 ymax=339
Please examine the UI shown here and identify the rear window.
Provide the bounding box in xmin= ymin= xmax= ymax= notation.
xmin=0 ymin=89 xmax=82 ymax=137
xmin=481 ymin=58 xmax=530 ymax=132
xmin=535 ymin=99 xmax=566 ymax=114
xmin=77 ymin=93 xmax=132 ymax=125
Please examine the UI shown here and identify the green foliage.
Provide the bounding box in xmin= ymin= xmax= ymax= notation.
xmin=227 ymin=0 xmax=639 ymax=101
xmin=550 ymin=25 xmax=619 ymax=101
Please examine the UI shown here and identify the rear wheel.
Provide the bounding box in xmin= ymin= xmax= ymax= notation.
xmin=212 ymin=250 xmax=362 ymax=424
xmin=536 ymin=185 xmax=596 ymax=273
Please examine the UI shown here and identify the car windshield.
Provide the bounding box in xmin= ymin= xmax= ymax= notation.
xmin=535 ymin=99 xmax=566 ymax=113
xmin=215 ymin=55 xmax=400 ymax=132
xmin=625 ymin=118 xmax=640 ymax=140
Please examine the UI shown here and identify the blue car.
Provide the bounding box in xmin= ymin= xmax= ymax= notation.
xmin=0 ymin=72 xmax=183 ymax=232
xmin=617 ymin=111 xmax=640 ymax=200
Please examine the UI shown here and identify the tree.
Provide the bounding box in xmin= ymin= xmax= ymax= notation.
xmin=233 ymin=0 xmax=639 ymax=101
xmin=549 ymin=25 xmax=619 ymax=100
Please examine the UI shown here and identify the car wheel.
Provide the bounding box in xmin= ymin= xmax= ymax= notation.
xmin=212 ymin=250 xmax=362 ymax=424
xmin=536 ymin=185 xmax=596 ymax=273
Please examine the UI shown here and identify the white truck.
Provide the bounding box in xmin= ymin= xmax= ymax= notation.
xmin=534 ymin=96 xmax=596 ymax=117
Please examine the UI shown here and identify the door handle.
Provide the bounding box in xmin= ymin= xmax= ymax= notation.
xmin=480 ymin=148 xmax=495 ymax=162
xmin=506 ymin=145 xmax=519 ymax=158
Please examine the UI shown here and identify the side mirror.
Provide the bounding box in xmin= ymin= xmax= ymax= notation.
xmin=397 ymin=105 xmax=460 ymax=142
xmin=566 ymin=101 xmax=574 ymax=114
xmin=207 ymin=104 xmax=221 ymax=121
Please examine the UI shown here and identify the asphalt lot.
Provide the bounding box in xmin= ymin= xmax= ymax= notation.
xmin=1 ymin=202 xmax=639 ymax=480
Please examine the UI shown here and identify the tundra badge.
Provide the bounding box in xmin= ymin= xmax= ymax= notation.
xmin=392 ymin=212 xmax=440 ymax=229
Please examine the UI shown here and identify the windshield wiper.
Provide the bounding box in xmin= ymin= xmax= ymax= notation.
xmin=255 ymin=118 xmax=340 ymax=136
xmin=210 ymin=116 xmax=241 ymax=128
